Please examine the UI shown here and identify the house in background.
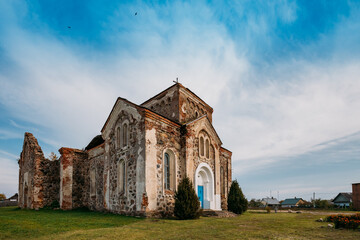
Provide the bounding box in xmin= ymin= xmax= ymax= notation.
xmin=261 ymin=197 xmax=280 ymax=207
xmin=281 ymin=198 xmax=304 ymax=208
xmin=8 ymin=193 xmax=18 ymax=202
xmin=332 ymin=193 xmax=352 ymax=208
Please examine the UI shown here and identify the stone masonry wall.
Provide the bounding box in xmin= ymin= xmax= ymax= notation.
xmin=18 ymin=132 xmax=60 ymax=209
xmin=41 ymin=158 xmax=60 ymax=207
xmin=87 ymin=146 xmax=105 ymax=211
xmin=145 ymin=113 xmax=182 ymax=217
xmin=102 ymin=102 xmax=145 ymax=216
xmin=59 ymin=147 xmax=88 ymax=210
xmin=179 ymin=86 xmax=213 ymax=124
xmin=141 ymin=85 xmax=179 ymax=123
xmin=220 ymin=148 xmax=232 ymax=210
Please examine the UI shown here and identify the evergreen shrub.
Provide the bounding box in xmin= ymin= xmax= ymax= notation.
xmin=174 ymin=177 xmax=200 ymax=220
xmin=227 ymin=180 xmax=248 ymax=214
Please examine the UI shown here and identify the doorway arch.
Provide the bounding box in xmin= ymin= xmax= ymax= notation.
xmin=194 ymin=163 xmax=215 ymax=210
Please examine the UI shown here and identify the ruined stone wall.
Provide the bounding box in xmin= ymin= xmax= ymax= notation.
xmin=144 ymin=112 xmax=182 ymax=217
xmin=18 ymin=132 xmax=60 ymax=209
xmin=179 ymin=87 xmax=213 ymax=124
xmin=41 ymin=159 xmax=60 ymax=207
xmin=59 ymin=148 xmax=88 ymax=210
xmin=72 ymin=150 xmax=89 ymax=209
xmin=141 ymin=85 xmax=179 ymax=123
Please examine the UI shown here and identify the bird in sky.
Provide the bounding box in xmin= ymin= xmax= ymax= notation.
xmin=67 ymin=26 xmax=71 ymax=29
xmin=135 ymin=12 xmax=137 ymax=16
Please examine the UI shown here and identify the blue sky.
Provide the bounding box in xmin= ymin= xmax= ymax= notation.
xmin=1 ymin=0 xmax=360 ymax=201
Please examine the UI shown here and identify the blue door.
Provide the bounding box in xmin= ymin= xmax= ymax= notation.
xmin=198 ymin=186 xmax=204 ymax=209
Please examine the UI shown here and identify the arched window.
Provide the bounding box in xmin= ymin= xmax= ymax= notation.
xmin=122 ymin=123 xmax=128 ymax=147
xmin=164 ymin=150 xmax=175 ymax=190
xmin=205 ymin=139 xmax=209 ymax=158
xmin=116 ymin=127 xmax=121 ymax=148
xmin=164 ymin=153 xmax=170 ymax=190
xmin=118 ymin=160 xmax=126 ymax=193
xmin=200 ymin=137 xmax=204 ymax=156
xmin=220 ymin=167 xmax=225 ymax=195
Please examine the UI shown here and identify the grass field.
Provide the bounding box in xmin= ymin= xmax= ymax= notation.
xmin=1 ymin=207 xmax=360 ymax=239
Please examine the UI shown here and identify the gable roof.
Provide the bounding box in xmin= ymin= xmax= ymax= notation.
xmin=141 ymin=83 xmax=213 ymax=112
xmin=184 ymin=115 xmax=222 ymax=145
xmin=8 ymin=193 xmax=18 ymax=200
xmin=333 ymin=192 xmax=352 ymax=203
xmin=101 ymin=97 xmax=141 ymax=133
xmin=281 ymin=198 xmax=303 ymax=205
xmin=101 ymin=97 xmax=181 ymax=134
xmin=85 ymin=135 xmax=104 ymax=150
xmin=262 ymin=197 xmax=280 ymax=205
xmin=141 ymin=83 xmax=178 ymax=106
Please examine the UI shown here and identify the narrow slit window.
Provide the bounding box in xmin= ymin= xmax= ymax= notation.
xmin=200 ymin=137 xmax=204 ymax=156
xmin=122 ymin=124 xmax=128 ymax=147
xmin=164 ymin=153 xmax=170 ymax=190
xmin=118 ymin=161 xmax=126 ymax=193
xmin=117 ymin=127 xmax=121 ymax=148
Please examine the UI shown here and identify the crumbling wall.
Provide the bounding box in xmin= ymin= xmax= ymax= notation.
xmin=59 ymin=147 xmax=88 ymax=210
xmin=144 ymin=111 xmax=182 ymax=217
xmin=41 ymin=159 xmax=60 ymax=207
xmin=18 ymin=132 xmax=60 ymax=209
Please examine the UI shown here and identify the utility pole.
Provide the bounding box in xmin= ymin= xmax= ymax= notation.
xmin=313 ymin=192 xmax=316 ymax=208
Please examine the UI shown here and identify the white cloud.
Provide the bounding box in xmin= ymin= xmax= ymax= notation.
xmin=0 ymin=1 xmax=248 ymax=150
xmin=0 ymin=0 xmax=359 ymax=199
xmin=0 ymin=150 xmax=18 ymax=197
xmin=217 ymin=60 xmax=360 ymax=174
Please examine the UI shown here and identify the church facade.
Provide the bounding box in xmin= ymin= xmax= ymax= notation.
xmin=18 ymin=83 xmax=232 ymax=217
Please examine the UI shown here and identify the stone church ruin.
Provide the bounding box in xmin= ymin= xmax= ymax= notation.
xmin=18 ymin=83 xmax=232 ymax=216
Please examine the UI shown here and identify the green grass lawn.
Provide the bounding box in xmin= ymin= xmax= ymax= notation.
xmin=1 ymin=207 xmax=360 ymax=239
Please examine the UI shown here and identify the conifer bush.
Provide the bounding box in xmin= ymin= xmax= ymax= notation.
xmin=174 ymin=177 xmax=200 ymax=220
xmin=227 ymin=180 xmax=248 ymax=214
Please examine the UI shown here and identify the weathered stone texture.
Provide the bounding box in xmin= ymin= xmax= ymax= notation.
xmin=18 ymin=83 xmax=233 ymax=217
xmin=141 ymin=83 xmax=213 ymax=124
xmin=144 ymin=112 xmax=182 ymax=216
xmin=87 ymin=146 xmax=105 ymax=211
xmin=18 ymin=132 xmax=59 ymax=209
xmin=178 ymin=87 xmax=213 ymax=124
xmin=41 ymin=159 xmax=60 ymax=207
xmin=220 ymin=148 xmax=232 ymax=210
xmin=141 ymin=85 xmax=180 ymax=123
xmin=59 ymin=147 xmax=88 ymax=210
